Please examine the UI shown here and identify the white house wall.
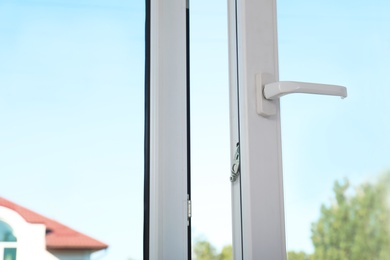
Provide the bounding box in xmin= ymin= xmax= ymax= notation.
xmin=48 ymin=250 xmax=92 ymax=260
xmin=0 ymin=206 xmax=94 ymax=260
xmin=0 ymin=206 xmax=58 ymax=260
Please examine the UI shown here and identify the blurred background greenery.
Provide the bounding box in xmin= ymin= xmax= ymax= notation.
xmin=193 ymin=172 xmax=390 ymax=260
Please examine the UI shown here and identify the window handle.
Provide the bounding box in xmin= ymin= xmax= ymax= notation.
xmin=264 ymin=81 xmax=347 ymax=100
xmin=256 ymin=73 xmax=348 ymax=117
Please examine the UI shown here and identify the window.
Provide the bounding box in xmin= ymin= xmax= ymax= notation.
xmin=0 ymin=221 xmax=17 ymax=260
xmin=3 ymin=248 xmax=16 ymax=260
xmin=0 ymin=221 xmax=17 ymax=242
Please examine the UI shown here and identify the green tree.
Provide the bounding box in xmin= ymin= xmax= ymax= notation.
xmin=193 ymin=240 xmax=232 ymax=260
xmin=193 ymin=239 xmax=217 ymax=260
xmin=217 ymin=245 xmax=232 ymax=260
xmin=193 ymin=173 xmax=390 ymax=260
xmin=311 ymin=173 xmax=390 ymax=260
xmin=287 ymin=251 xmax=312 ymax=260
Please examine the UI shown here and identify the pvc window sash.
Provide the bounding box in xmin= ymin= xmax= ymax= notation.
xmin=148 ymin=0 xmax=189 ymax=259
xmin=228 ymin=0 xmax=287 ymax=259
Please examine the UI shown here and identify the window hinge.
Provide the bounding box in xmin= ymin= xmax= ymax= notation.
xmin=187 ymin=199 xmax=192 ymax=219
xmin=230 ymin=142 xmax=240 ymax=182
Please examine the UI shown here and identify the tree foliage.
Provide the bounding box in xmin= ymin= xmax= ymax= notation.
xmin=310 ymin=173 xmax=390 ymax=260
xmin=217 ymin=245 xmax=233 ymax=260
xmin=193 ymin=239 xmax=232 ymax=260
xmin=287 ymin=251 xmax=312 ymax=260
xmin=193 ymin=173 xmax=390 ymax=260
xmin=193 ymin=239 xmax=217 ymax=260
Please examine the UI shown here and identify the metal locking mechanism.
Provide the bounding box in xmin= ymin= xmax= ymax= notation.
xmin=230 ymin=143 xmax=240 ymax=182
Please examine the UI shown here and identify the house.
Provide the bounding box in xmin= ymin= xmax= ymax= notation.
xmin=0 ymin=197 xmax=108 ymax=260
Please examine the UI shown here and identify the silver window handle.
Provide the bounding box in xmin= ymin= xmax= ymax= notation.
xmin=256 ymin=73 xmax=348 ymax=117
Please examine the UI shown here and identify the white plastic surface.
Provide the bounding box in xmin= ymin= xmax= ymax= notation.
xmin=256 ymin=73 xmax=277 ymax=117
xmin=228 ymin=0 xmax=287 ymax=259
xmin=149 ymin=0 xmax=189 ymax=259
xmin=264 ymin=81 xmax=347 ymax=100
xmin=256 ymin=73 xmax=348 ymax=116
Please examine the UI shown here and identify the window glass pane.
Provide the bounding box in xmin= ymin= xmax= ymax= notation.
xmin=278 ymin=1 xmax=390 ymax=259
xmin=0 ymin=221 xmax=16 ymax=242
xmin=3 ymin=248 xmax=16 ymax=260
xmin=0 ymin=1 xmax=144 ymax=259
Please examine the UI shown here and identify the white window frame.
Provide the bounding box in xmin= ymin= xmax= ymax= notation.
xmin=145 ymin=0 xmax=345 ymax=258
xmin=228 ymin=0 xmax=287 ymax=259
xmin=146 ymin=0 xmax=287 ymax=259
xmin=145 ymin=0 xmax=190 ymax=259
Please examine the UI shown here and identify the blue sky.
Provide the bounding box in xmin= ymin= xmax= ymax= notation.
xmin=278 ymin=0 xmax=390 ymax=253
xmin=1 ymin=0 xmax=390 ymax=259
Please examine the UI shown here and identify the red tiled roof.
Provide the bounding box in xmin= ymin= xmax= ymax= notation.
xmin=0 ymin=197 xmax=108 ymax=251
